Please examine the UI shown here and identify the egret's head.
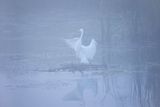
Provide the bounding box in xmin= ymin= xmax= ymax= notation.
xmin=79 ymin=28 xmax=84 ymax=32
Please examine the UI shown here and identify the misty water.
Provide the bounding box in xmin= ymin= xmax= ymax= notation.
xmin=0 ymin=0 xmax=160 ymax=107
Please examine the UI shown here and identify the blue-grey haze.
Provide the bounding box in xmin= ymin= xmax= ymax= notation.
xmin=0 ymin=0 xmax=160 ymax=107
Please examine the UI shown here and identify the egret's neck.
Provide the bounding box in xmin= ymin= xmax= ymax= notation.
xmin=80 ymin=30 xmax=84 ymax=39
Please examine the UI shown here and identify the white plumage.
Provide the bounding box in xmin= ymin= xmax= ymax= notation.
xmin=65 ymin=28 xmax=97 ymax=64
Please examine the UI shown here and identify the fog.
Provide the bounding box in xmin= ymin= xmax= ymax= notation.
xmin=0 ymin=0 xmax=160 ymax=107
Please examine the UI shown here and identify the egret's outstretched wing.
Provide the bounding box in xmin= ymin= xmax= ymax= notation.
xmin=64 ymin=38 xmax=79 ymax=50
xmin=82 ymin=39 xmax=97 ymax=60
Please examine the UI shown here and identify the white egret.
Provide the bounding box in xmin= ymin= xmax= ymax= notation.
xmin=65 ymin=28 xmax=97 ymax=64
